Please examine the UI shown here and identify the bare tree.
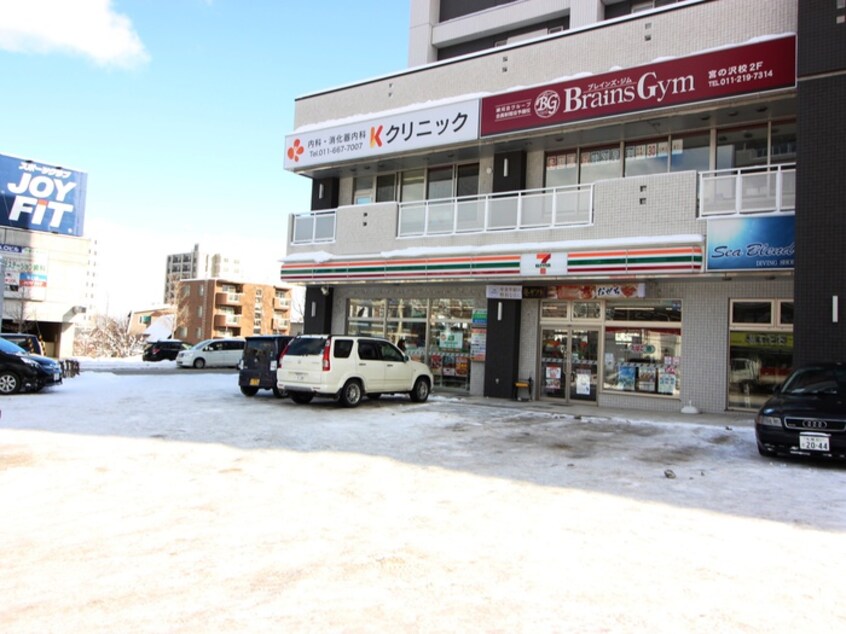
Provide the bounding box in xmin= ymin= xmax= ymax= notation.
xmin=73 ymin=314 xmax=144 ymax=358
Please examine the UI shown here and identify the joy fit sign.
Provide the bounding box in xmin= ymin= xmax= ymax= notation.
xmin=1 ymin=154 xmax=87 ymax=235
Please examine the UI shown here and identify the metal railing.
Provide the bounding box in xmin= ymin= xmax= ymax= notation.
xmin=397 ymin=184 xmax=594 ymax=238
xmin=291 ymin=209 xmax=336 ymax=244
xmin=699 ymin=163 xmax=795 ymax=217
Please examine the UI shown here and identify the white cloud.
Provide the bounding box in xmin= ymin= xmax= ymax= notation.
xmin=0 ymin=0 xmax=149 ymax=68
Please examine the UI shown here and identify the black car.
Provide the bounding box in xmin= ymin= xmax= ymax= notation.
xmin=0 ymin=337 xmax=63 ymax=394
xmin=755 ymin=362 xmax=846 ymax=459
xmin=238 ymin=335 xmax=294 ymax=397
xmin=142 ymin=339 xmax=190 ymax=362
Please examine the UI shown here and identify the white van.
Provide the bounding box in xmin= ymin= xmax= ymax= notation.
xmin=277 ymin=334 xmax=433 ymax=407
xmin=176 ymin=338 xmax=245 ymax=369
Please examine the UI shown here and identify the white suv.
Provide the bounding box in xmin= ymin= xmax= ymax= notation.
xmin=277 ymin=335 xmax=433 ymax=407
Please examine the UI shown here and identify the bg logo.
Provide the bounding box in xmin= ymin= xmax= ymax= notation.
xmin=535 ymin=252 xmax=552 ymax=274
xmin=534 ymin=90 xmax=560 ymax=119
xmin=286 ymin=139 xmax=304 ymax=162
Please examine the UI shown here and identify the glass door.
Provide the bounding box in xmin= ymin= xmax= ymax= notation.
xmin=539 ymin=327 xmax=599 ymax=403
xmin=569 ymin=328 xmax=599 ymax=402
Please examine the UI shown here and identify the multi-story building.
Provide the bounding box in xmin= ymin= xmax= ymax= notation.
xmin=163 ymin=243 xmax=242 ymax=305
xmin=175 ymin=278 xmax=292 ymax=344
xmin=280 ymin=0 xmax=845 ymax=414
xmin=1 ymin=153 xmax=93 ymax=358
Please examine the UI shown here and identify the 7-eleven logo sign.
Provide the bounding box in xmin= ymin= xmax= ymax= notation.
xmin=520 ymin=252 xmax=567 ymax=276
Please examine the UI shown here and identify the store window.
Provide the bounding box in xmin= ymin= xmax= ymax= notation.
xmin=728 ymin=299 xmax=793 ymax=409
xmin=602 ymin=299 xmax=682 ymax=397
xmin=428 ymin=298 xmax=475 ymax=391
xmin=387 ymin=298 xmax=428 ymax=361
xmin=603 ymin=327 xmax=682 ymax=396
xmin=345 ymin=296 xmax=477 ymax=392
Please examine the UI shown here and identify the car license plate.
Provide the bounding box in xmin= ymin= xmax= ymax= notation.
xmin=799 ymin=434 xmax=830 ymax=452
xmin=294 ymin=372 xmax=305 ymax=380
xmin=53 ymin=373 xmax=61 ymax=381
xmin=249 ymin=378 xmax=260 ymax=386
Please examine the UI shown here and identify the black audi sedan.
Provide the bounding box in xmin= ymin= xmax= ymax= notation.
xmin=755 ymin=362 xmax=846 ymax=459
xmin=0 ymin=337 xmax=63 ymax=394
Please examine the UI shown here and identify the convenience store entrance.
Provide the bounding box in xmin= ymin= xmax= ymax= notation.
xmin=539 ymin=327 xmax=599 ymax=403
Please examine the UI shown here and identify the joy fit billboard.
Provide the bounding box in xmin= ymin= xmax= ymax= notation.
xmin=0 ymin=154 xmax=87 ymax=236
xmin=481 ymin=35 xmax=796 ymax=137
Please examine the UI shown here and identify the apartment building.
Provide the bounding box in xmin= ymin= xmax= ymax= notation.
xmin=163 ymin=243 xmax=242 ymax=305
xmin=279 ymin=0 xmax=845 ymax=414
xmin=175 ymin=278 xmax=292 ymax=344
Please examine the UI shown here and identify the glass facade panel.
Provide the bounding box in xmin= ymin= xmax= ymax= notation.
xmin=376 ymin=174 xmax=396 ymax=202
xmin=624 ymin=139 xmax=670 ymax=176
xmin=353 ymin=176 xmax=373 ymax=204
xmin=727 ymin=331 xmax=793 ymax=409
xmin=670 ymin=133 xmax=711 ymax=173
xmin=716 ymin=125 xmax=768 ymax=169
xmin=770 ymin=122 xmax=797 ymax=164
xmin=580 ymin=146 xmax=622 ymax=183
xmin=545 ymin=151 xmax=579 ymax=187
xmin=427 ymin=166 xmax=453 ymax=200
xmin=603 ymin=327 xmax=681 ymax=396
xmin=731 ymin=301 xmax=772 ymax=324
xmin=605 ymin=300 xmax=681 ymax=322
xmin=401 ymin=169 xmax=425 ymax=202
xmin=456 ymin=164 xmax=479 ymax=197
xmin=541 ymin=301 xmax=568 ymax=319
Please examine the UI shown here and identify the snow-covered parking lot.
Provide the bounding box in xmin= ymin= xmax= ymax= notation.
xmin=1 ymin=362 xmax=845 ymax=632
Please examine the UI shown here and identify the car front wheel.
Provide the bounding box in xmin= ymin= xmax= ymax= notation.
xmin=0 ymin=371 xmax=22 ymax=394
xmin=340 ymin=380 xmax=363 ymax=407
xmin=193 ymin=358 xmax=206 ymax=369
xmin=410 ymin=377 xmax=431 ymax=402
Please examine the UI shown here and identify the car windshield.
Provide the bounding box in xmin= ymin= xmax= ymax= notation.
xmin=780 ymin=367 xmax=845 ymax=396
xmin=0 ymin=337 xmax=28 ymax=355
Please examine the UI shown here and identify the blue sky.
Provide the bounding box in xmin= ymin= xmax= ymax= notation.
xmin=0 ymin=0 xmax=410 ymax=314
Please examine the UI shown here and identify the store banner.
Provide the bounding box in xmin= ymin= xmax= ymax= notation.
xmin=546 ymin=283 xmax=645 ymax=299
xmin=0 ymin=154 xmax=87 ymax=236
xmin=284 ymin=99 xmax=480 ymax=170
xmin=1 ymin=243 xmax=48 ymax=300
xmin=481 ymin=35 xmax=796 ymax=137
xmin=706 ymin=216 xmax=795 ymax=271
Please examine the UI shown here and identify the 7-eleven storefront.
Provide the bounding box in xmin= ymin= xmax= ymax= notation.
xmin=278 ymin=242 xmax=787 ymax=413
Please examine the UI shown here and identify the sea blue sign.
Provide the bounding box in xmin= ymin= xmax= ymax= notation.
xmin=706 ymin=216 xmax=794 ymax=271
xmin=0 ymin=153 xmax=87 ymax=236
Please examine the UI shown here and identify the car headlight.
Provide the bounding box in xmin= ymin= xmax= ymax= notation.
xmin=756 ymin=414 xmax=782 ymax=427
xmin=22 ymin=357 xmax=40 ymax=368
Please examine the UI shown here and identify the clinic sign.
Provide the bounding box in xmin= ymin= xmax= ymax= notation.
xmin=481 ymin=35 xmax=796 ymax=137
xmin=284 ymin=99 xmax=480 ymax=170
xmin=0 ymin=154 xmax=87 ymax=236
xmin=706 ymin=216 xmax=795 ymax=271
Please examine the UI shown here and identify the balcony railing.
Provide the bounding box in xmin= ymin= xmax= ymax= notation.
xmin=292 ymin=209 xmax=336 ymax=244
xmin=699 ymin=163 xmax=795 ymax=217
xmin=398 ymin=184 xmax=594 ymax=238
